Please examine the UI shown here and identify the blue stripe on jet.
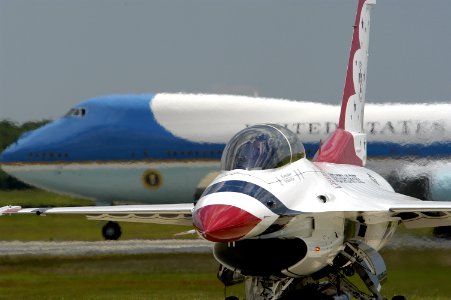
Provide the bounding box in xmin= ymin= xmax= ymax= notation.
xmin=202 ymin=180 xmax=300 ymax=216
xmin=303 ymin=142 xmax=451 ymax=158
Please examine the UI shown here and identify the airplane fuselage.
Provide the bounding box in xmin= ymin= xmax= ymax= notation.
xmin=194 ymin=157 xmax=399 ymax=277
xmin=1 ymin=94 xmax=450 ymax=204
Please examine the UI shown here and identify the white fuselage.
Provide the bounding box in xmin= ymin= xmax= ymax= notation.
xmin=196 ymin=158 xmax=399 ymax=276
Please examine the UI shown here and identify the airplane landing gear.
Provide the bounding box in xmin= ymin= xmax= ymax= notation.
xmin=102 ymin=221 xmax=122 ymax=240
xmin=218 ymin=241 xmax=404 ymax=300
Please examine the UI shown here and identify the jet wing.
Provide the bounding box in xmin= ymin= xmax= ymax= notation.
xmin=0 ymin=204 xmax=194 ymax=226
xmin=389 ymin=201 xmax=451 ymax=229
xmin=2 ymin=198 xmax=451 ymax=229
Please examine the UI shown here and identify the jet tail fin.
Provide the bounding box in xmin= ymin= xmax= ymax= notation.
xmin=314 ymin=0 xmax=375 ymax=166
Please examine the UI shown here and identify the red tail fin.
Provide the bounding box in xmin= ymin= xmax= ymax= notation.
xmin=314 ymin=0 xmax=375 ymax=166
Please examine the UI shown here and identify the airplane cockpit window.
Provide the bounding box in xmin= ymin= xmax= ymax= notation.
xmin=221 ymin=124 xmax=305 ymax=171
xmin=65 ymin=108 xmax=87 ymax=118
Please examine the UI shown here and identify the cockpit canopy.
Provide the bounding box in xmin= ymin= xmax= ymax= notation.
xmin=221 ymin=124 xmax=305 ymax=171
xmin=65 ymin=107 xmax=87 ymax=117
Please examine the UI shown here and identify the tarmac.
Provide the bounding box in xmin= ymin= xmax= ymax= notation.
xmin=0 ymin=239 xmax=212 ymax=256
xmin=0 ymin=235 xmax=450 ymax=256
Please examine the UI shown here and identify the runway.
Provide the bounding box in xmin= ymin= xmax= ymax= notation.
xmin=0 ymin=235 xmax=450 ymax=256
xmin=0 ymin=239 xmax=212 ymax=256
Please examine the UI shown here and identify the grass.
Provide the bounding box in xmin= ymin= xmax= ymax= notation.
xmin=0 ymin=215 xmax=195 ymax=241
xmin=0 ymin=250 xmax=449 ymax=299
xmin=0 ymin=253 xmax=243 ymax=299
xmin=0 ymin=189 xmax=195 ymax=241
xmin=0 ymin=189 xmax=94 ymax=207
xmin=380 ymin=249 xmax=451 ymax=300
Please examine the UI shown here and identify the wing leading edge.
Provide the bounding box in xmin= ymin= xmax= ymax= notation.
xmin=0 ymin=204 xmax=194 ymax=226
xmin=389 ymin=201 xmax=451 ymax=229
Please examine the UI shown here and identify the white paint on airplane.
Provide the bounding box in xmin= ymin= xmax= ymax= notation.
xmin=151 ymin=94 xmax=451 ymax=144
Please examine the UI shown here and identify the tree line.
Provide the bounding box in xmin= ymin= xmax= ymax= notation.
xmin=0 ymin=120 xmax=49 ymax=190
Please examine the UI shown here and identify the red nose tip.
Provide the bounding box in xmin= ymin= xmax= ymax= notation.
xmin=193 ymin=204 xmax=261 ymax=242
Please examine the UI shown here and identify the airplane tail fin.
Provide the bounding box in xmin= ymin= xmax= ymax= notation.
xmin=314 ymin=0 xmax=375 ymax=166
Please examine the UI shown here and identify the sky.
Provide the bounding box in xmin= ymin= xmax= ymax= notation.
xmin=0 ymin=0 xmax=450 ymax=123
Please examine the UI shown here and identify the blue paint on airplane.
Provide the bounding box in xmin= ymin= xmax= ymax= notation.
xmin=0 ymin=94 xmax=450 ymax=205
xmin=2 ymin=94 xmax=450 ymax=164
xmin=0 ymin=94 xmax=224 ymax=164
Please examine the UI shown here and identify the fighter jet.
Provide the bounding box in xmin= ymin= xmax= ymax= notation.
xmin=3 ymin=0 xmax=451 ymax=298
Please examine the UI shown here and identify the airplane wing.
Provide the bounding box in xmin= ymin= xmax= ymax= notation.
xmin=389 ymin=200 xmax=451 ymax=229
xmin=2 ymin=198 xmax=451 ymax=229
xmin=339 ymin=191 xmax=451 ymax=229
xmin=0 ymin=204 xmax=194 ymax=226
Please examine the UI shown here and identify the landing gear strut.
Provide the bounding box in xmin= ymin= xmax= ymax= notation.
xmin=102 ymin=221 xmax=122 ymax=240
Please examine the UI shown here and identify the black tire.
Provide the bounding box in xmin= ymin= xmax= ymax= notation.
xmin=392 ymin=296 xmax=406 ymax=300
xmin=102 ymin=221 xmax=122 ymax=240
xmin=433 ymin=226 xmax=451 ymax=239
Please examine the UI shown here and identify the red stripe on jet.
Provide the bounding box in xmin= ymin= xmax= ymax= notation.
xmin=193 ymin=204 xmax=261 ymax=243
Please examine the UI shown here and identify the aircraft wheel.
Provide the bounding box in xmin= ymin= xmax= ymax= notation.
xmin=102 ymin=221 xmax=122 ymax=240
xmin=433 ymin=226 xmax=451 ymax=239
xmin=225 ymin=297 xmax=239 ymax=300
xmin=392 ymin=296 xmax=406 ymax=300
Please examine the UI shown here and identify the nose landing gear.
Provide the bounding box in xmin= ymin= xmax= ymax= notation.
xmin=217 ymin=241 xmax=408 ymax=300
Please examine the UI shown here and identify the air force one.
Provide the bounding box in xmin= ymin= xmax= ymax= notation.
xmin=1 ymin=90 xmax=451 ymax=240
xmin=3 ymin=1 xmax=451 ymax=298
xmin=1 ymin=93 xmax=451 ymax=206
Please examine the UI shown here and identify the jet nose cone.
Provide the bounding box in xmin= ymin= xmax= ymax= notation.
xmin=193 ymin=204 xmax=261 ymax=242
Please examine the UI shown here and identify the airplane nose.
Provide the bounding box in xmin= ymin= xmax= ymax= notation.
xmin=193 ymin=204 xmax=261 ymax=242
xmin=0 ymin=149 xmax=5 ymax=163
xmin=0 ymin=136 xmax=35 ymax=165
xmin=0 ymin=143 xmax=20 ymax=164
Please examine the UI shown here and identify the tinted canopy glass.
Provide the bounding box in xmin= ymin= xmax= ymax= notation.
xmin=65 ymin=107 xmax=86 ymax=117
xmin=221 ymin=124 xmax=305 ymax=171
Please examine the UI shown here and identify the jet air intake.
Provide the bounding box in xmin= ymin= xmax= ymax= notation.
xmin=213 ymin=238 xmax=308 ymax=277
